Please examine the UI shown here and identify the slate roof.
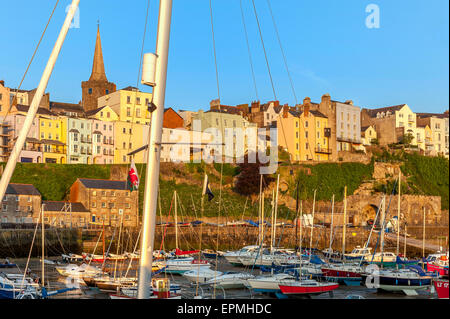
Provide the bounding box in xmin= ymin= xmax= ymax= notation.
xmin=5 ymin=184 xmax=41 ymax=196
xmin=43 ymin=201 xmax=89 ymax=213
xmin=363 ymin=105 xmax=407 ymax=118
xmin=78 ymin=178 xmax=127 ymax=190
xmin=15 ymin=104 xmax=55 ymax=116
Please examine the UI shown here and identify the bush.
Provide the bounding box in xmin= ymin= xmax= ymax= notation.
xmin=291 ymin=162 xmax=374 ymax=202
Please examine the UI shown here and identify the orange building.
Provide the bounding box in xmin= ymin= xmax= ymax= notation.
xmin=163 ymin=108 xmax=184 ymax=129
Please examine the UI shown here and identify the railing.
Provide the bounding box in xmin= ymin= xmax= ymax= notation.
xmin=315 ymin=147 xmax=332 ymax=154
xmin=337 ymin=136 xmax=362 ymax=144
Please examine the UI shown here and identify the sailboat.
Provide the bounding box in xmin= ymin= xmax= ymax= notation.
xmin=163 ymin=191 xmax=210 ymax=275
xmin=361 ymin=184 xmax=434 ymax=295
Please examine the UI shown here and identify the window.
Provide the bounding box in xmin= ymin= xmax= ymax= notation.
xmin=100 ymin=112 xmax=104 ymax=117
xmin=106 ymin=89 xmax=109 ymax=94
xmin=125 ymin=203 xmax=131 ymax=208
xmin=123 ymin=128 xmax=126 ymax=134
xmin=305 ymin=131 xmax=308 ymax=138
xmin=136 ymin=98 xmax=141 ymax=105
xmin=107 ymin=112 xmax=110 ymax=118
xmin=41 ymin=122 xmax=44 ymax=127
xmin=96 ymin=123 xmax=99 ymax=129
xmin=296 ymin=132 xmax=299 ymax=139
xmin=127 ymin=96 xmax=131 ymax=104
xmin=127 ymin=107 xmax=131 ymax=117
xmin=48 ymin=133 xmax=52 ymax=139
xmin=136 ymin=108 xmax=141 ymax=118
xmin=92 ymin=202 xmax=97 ymax=208
xmin=102 ymin=202 xmax=106 ymax=208
xmin=305 ymin=121 xmax=308 ymax=128
xmin=88 ymin=88 xmax=93 ymax=94
xmin=81 ymin=123 xmax=84 ymax=129
xmin=92 ymin=191 xmax=97 ymax=196
xmin=102 ymin=191 xmax=106 ymax=196
xmin=123 ymin=142 xmax=126 ymax=149
xmin=306 ymin=143 xmax=309 ymax=150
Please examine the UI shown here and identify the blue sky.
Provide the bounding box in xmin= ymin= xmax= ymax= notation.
xmin=0 ymin=0 xmax=448 ymax=113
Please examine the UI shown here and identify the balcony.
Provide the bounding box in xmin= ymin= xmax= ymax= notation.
xmin=337 ymin=136 xmax=362 ymax=145
xmin=315 ymin=147 xmax=332 ymax=155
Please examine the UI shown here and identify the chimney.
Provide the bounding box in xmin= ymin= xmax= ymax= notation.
xmin=0 ymin=80 xmax=5 ymax=87
xmin=303 ymin=97 xmax=311 ymax=105
xmin=304 ymin=103 xmax=310 ymax=117
xmin=321 ymin=93 xmax=331 ymax=104
xmin=283 ymin=105 xmax=290 ymax=118
xmin=210 ymin=99 xmax=221 ymax=110
xmin=251 ymin=101 xmax=260 ymax=113
xmin=274 ymin=101 xmax=280 ymax=108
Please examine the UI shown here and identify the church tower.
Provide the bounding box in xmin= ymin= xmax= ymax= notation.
xmin=81 ymin=25 xmax=116 ymax=112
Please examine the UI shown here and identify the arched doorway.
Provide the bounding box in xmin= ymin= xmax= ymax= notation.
xmin=361 ymin=204 xmax=379 ymax=227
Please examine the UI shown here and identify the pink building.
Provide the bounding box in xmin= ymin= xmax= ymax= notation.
xmin=92 ymin=119 xmax=114 ymax=164
xmin=4 ymin=114 xmax=43 ymax=163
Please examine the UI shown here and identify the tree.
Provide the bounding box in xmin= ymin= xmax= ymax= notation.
xmin=401 ymin=133 xmax=414 ymax=146
xmin=234 ymin=152 xmax=274 ymax=195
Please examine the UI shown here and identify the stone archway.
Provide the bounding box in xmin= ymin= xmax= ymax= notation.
xmin=360 ymin=204 xmax=379 ymax=226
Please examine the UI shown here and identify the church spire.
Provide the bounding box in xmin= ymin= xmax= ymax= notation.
xmin=89 ymin=24 xmax=107 ymax=82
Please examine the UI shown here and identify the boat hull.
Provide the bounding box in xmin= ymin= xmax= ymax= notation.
xmin=279 ymin=283 xmax=339 ymax=296
xmin=361 ymin=274 xmax=432 ymax=292
xmin=434 ymin=279 xmax=449 ymax=299
xmin=321 ymin=268 xmax=362 ymax=283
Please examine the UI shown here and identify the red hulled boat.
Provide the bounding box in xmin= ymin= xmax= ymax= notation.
xmin=434 ymin=279 xmax=449 ymax=299
xmin=279 ymin=280 xmax=339 ymax=296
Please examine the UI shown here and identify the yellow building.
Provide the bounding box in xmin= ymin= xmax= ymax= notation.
xmin=277 ymin=107 xmax=330 ymax=162
xmin=361 ymin=125 xmax=378 ymax=146
xmin=39 ymin=116 xmax=67 ymax=164
xmin=114 ymin=121 xmax=150 ymax=164
xmin=86 ymin=105 xmax=119 ymax=122
xmin=98 ymin=87 xmax=153 ymax=125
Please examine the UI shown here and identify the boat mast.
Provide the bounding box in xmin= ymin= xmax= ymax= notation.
xmin=137 ymin=0 xmax=173 ymax=299
xmin=270 ymin=189 xmax=275 ymax=253
xmin=309 ymin=189 xmax=316 ymax=261
xmin=299 ymin=200 xmax=303 ymax=279
xmin=397 ymin=171 xmax=401 ymax=258
xmin=273 ymin=174 xmax=280 ymax=251
xmin=258 ymin=175 xmax=262 ymax=246
xmin=329 ymin=194 xmax=335 ymax=258
xmin=0 ymin=0 xmax=80 ymax=202
xmin=342 ymin=186 xmax=347 ymax=260
xmin=175 ymin=191 xmax=178 ymax=251
xmin=41 ymin=204 xmax=45 ymax=288
xmin=422 ymin=207 xmax=426 ymax=262
xmin=379 ymin=195 xmax=387 ymax=269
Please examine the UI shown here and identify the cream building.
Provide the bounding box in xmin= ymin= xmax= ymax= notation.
xmin=98 ymin=87 xmax=153 ymax=125
xmin=361 ymin=125 xmax=378 ymax=146
xmin=417 ymin=114 xmax=447 ymax=156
